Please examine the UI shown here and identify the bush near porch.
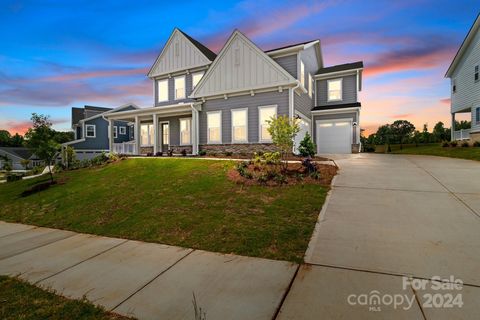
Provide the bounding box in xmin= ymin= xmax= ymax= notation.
xmin=0 ymin=158 xmax=331 ymax=263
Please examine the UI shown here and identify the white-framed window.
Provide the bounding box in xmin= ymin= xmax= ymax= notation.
xmin=207 ymin=111 xmax=222 ymax=144
xmin=119 ymin=126 xmax=126 ymax=135
xmin=113 ymin=126 xmax=118 ymax=138
xmin=258 ymin=105 xmax=277 ymax=142
xmin=327 ymin=78 xmax=343 ymax=101
xmin=308 ymin=73 xmax=313 ymax=97
xmin=300 ymin=61 xmax=305 ymax=87
xmin=192 ymin=72 xmax=204 ymax=89
xmin=174 ymin=76 xmax=186 ymax=100
xmin=476 ymin=107 xmax=480 ymax=124
xmin=231 ymin=108 xmax=248 ymax=143
xmin=140 ymin=124 xmax=154 ymax=146
xmin=85 ymin=124 xmax=96 ymax=138
xmin=157 ymin=79 xmax=168 ymax=102
xmin=180 ymin=118 xmax=192 ymax=145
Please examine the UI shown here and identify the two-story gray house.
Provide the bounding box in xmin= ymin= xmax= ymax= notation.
xmin=65 ymin=28 xmax=363 ymax=157
xmin=446 ymin=13 xmax=480 ymax=143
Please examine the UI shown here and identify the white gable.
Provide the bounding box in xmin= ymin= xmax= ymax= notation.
xmin=148 ymin=29 xmax=212 ymax=78
xmin=192 ymin=31 xmax=295 ymax=98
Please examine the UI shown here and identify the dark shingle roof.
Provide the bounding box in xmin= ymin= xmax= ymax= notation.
xmin=312 ymin=102 xmax=361 ymax=111
xmin=72 ymin=107 xmax=84 ymax=126
xmin=316 ymin=61 xmax=363 ymax=75
xmin=0 ymin=147 xmax=34 ymax=160
xmin=178 ymin=30 xmax=217 ymax=61
xmin=84 ymin=105 xmax=112 ymax=112
xmin=264 ymin=40 xmax=318 ymax=53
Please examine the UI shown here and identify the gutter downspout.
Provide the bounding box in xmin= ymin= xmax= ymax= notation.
xmin=290 ymin=80 xmax=301 ymax=154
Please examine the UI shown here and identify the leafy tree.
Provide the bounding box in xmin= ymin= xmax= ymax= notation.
xmin=298 ymin=132 xmax=316 ymax=157
xmin=10 ymin=133 xmax=24 ymax=147
xmin=391 ymin=120 xmax=415 ymax=149
xmin=266 ymin=115 xmax=299 ymax=171
xmin=20 ymin=159 xmax=30 ymax=170
xmin=0 ymin=130 xmax=12 ymax=147
xmin=53 ymin=131 xmax=75 ymax=144
xmin=455 ymin=120 xmax=471 ymax=130
xmin=421 ymin=124 xmax=430 ymax=144
xmin=24 ymin=114 xmax=59 ymax=183
xmin=375 ymin=124 xmax=393 ymax=145
xmin=432 ymin=122 xmax=448 ymax=142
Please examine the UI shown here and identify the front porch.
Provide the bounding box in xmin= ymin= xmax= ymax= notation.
xmin=105 ymin=103 xmax=200 ymax=156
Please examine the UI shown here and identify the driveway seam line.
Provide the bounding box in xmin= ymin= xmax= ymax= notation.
xmin=334 ymin=185 xmax=450 ymax=194
xmin=110 ymin=248 xmax=196 ymax=312
xmin=410 ymin=285 xmax=427 ymax=320
xmin=34 ymin=239 xmax=130 ymax=285
xmin=0 ymin=226 xmax=37 ymax=239
xmin=272 ymin=264 xmax=300 ymax=320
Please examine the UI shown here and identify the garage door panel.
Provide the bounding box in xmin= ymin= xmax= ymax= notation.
xmin=316 ymin=120 xmax=352 ymax=154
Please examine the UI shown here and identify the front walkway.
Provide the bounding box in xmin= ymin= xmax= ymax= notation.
xmin=0 ymin=222 xmax=297 ymax=319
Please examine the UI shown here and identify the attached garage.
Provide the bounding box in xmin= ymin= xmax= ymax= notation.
xmin=316 ymin=119 xmax=353 ymax=154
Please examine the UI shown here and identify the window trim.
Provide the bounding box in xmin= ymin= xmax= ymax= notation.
xmin=157 ymin=79 xmax=169 ymax=102
xmin=308 ymin=73 xmax=313 ymax=97
xmin=140 ymin=124 xmax=154 ymax=147
xmin=119 ymin=126 xmax=126 ymax=135
xmin=174 ymin=75 xmax=186 ymax=100
xmin=300 ymin=61 xmax=305 ymax=88
xmin=207 ymin=111 xmax=222 ymax=144
xmin=113 ymin=126 xmax=118 ymax=139
xmin=476 ymin=107 xmax=480 ymax=124
xmin=159 ymin=121 xmax=170 ymax=149
xmin=327 ymin=78 xmax=343 ymax=102
xmin=85 ymin=124 xmax=96 ymax=138
xmin=179 ymin=117 xmax=192 ymax=146
xmin=258 ymin=105 xmax=278 ymax=143
xmin=192 ymin=71 xmax=204 ymax=89
xmin=231 ymin=108 xmax=248 ymax=143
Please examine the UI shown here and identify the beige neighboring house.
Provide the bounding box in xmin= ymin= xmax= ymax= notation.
xmin=446 ymin=13 xmax=480 ymax=142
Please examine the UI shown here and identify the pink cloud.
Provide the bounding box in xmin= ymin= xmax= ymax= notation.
xmin=2 ymin=117 xmax=69 ymax=135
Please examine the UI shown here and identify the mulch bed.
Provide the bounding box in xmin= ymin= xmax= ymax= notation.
xmin=199 ymin=154 xmax=331 ymax=161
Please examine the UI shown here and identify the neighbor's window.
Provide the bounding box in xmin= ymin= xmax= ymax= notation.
xmin=259 ymin=106 xmax=277 ymax=142
xmin=140 ymin=124 xmax=154 ymax=146
xmin=452 ymin=79 xmax=457 ymax=93
xmin=300 ymin=61 xmax=305 ymax=87
xmin=231 ymin=108 xmax=247 ymax=143
xmin=85 ymin=124 xmax=96 ymax=138
xmin=180 ymin=118 xmax=191 ymax=145
xmin=475 ymin=65 xmax=479 ymax=82
xmin=158 ymin=79 xmax=168 ymax=102
xmin=174 ymin=76 xmax=185 ymax=100
xmin=119 ymin=126 xmax=126 ymax=135
xmin=113 ymin=126 xmax=118 ymax=138
xmin=327 ymin=79 xmax=343 ymax=101
xmin=308 ymin=74 xmax=313 ymax=97
xmin=477 ymin=107 xmax=480 ymax=124
xmin=192 ymin=72 xmax=204 ymax=89
xmin=207 ymin=111 xmax=222 ymax=143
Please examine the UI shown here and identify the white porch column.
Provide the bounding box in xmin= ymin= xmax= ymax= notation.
xmin=191 ymin=106 xmax=199 ymax=155
xmin=135 ymin=115 xmax=141 ymax=155
xmin=108 ymin=119 xmax=114 ymax=153
xmin=451 ymin=113 xmax=456 ymax=141
xmin=153 ymin=114 xmax=158 ymax=155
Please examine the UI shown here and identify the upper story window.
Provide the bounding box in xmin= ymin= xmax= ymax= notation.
xmin=85 ymin=124 xmax=96 ymax=138
xmin=192 ymin=72 xmax=204 ymax=89
xmin=174 ymin=76 xmax=186 ymax=100
xmin=258 ymin=105 xmax=277 ymax=142
xmin=475 ymin=65 xmax=479 ymax=82
xmin=207 ymin=111 xmax=222 ymax=144
xmin=327 ymin=78 xmax=343 ymax=102
xmin=231 ymin=108 xmax=248 ymax=143
xmin=180 ymin=118 xmax=191 ymax=145
xmin=141 ymin=124 xmax=154 ymax=146
xmin=300 ymin=61 xmax=305 ymax=87
xmin=113 ymin=126 xmax=118 ymax=138
xmin=452 ymin=79 xmax=457 ymax=93
xmin=119 ymin=126 xmax=126 ymax=135
xmin=308 ymin=74 xmax=313 ymax=98
xmin=157 ymin=79 xmax=168 ymax=102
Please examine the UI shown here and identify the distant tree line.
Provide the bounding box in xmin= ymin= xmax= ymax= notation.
xmin=362 ymin=120 xmax=471 ymax=150
xmin=0 ymin=128 xmax=74 ymax=147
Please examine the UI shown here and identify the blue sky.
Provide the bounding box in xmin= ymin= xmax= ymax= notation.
xmin=0 ymin=0 xmax=478 ymax=134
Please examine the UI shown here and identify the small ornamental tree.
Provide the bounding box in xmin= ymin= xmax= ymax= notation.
xmin=298 ymin=132 xmax=316 ymax=157
xmin=20 ymin=159 xmax=30 ymax=170
xmin=24 ymin=114 xmax=59 ymax=184
xmin=266 ymin=115 xmax=299 ymax=171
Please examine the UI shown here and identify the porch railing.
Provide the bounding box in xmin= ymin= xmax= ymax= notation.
xmin=453 ymin=129 xmax=471 ymax=141
xmin=112 ymin=141 xmax=136 ymax=155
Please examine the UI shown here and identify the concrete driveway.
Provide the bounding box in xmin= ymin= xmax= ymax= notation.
xmin=278 ymin=154 xmax=480 ymax=319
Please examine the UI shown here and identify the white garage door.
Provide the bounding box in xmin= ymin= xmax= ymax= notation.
xmin=316 ymin=119 xmax=352 ymax=154
xmin=294 ymin=119 xmax=310 ymax=154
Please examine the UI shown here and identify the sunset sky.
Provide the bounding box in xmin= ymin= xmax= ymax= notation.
xmin=0 ymin=0 xmax=478 ymax=136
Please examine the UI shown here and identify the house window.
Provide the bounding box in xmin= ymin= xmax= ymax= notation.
xmin=258 ymin=105 xmax=277 ymax=142
xmin=140 ymin=124 xmax=154 ymax=146
xmin=158 ymin=79 xmax=168 ymax=102
xmin=85 ymin=124 xmax=96 ymax=138
xmin=231 ymin=108 xmax=247 ymax=143
xmin=475 ymin=65 xmax=479 ymax=82
xmin=300 ymin=61 xmax=305 ymax=87
xmin=192 ymin=72 xmax=204 ymax=89
xmin=476 ymin=107 xmax=480 ymax=124
xmin=308 ymin=74 xmax=313 ymax=97
xmin=180 ymin=118 xmax=191 ymax=145
xmin=207 ymin=111 xmax=222 ymax=144
xmin=174 ymin=76 xmax=185 ymax=100
xmin=119 ymin=126 xmax=126 ymax=135
xmin=327 ymin=79 xmax=343 ymax=101
xmin=113 ymin=126 xmax=118 ymax=138
xmin=452 ymin=79 xmax=457 ymax=93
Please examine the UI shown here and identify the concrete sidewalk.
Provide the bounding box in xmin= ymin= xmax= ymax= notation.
xmin=0 ymin=221 xmax=297 ymax=320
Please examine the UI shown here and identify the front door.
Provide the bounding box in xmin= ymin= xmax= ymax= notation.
xmin=161 ymin=122 xmax=169 ymax=151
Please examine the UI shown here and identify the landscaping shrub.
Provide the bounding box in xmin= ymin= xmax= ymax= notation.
xmin=450 ymin=141 xmax=458 ymax=147
xmin=298 ymin=132 xmax=316 ymax=157
xmin=363 ymin=145 xmax=376 ymax=152
xmin=6 ymin=173 xmax=23 ymax=182
xmin=442 ymin=141 xmax=450 ymax=148
xmin=167 ymin=149 xmax=173 ymax=157
xmin=155 ymin=151 xmax=163 ymax=156
xmin=2 ymin=162 xmax=12 ymax=172
xmin=302 ymin=157 xmax=317 ymax=174
xmin=224 ymin=151 xmax=233 ymax=157
xmin=181 ymin=149 xmax=187 ymax=156
xmin=198 ymin=150 xmax=207 ymax=156
xmin=31 ymin=166 xmax=45 ymax=175
xmin=474 ymin=141 xmax=480 ymax=147
xmin=461 ymin=141 xmax=469 ymax=148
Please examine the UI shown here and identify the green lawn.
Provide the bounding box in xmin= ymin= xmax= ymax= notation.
xmin=0 ymin=276 xmax=131 ymax=320
xmin=0 ymin=159 xmax=328 ymax=262
xmin=389 ymin=144 xmax=480 ymax=161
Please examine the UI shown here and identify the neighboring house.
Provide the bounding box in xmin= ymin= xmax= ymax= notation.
xmin=446 ymin=13 xmax=480 ymax=142
xmin=0 ymin=147 xmax=43 ymax=170
xmin=66 ymin=28 xmax=363 ymax=155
